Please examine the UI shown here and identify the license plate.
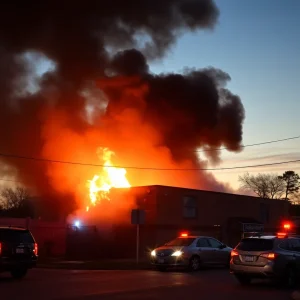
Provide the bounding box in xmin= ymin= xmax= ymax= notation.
xmin=244 ymin=256 xmax=254 ymax=262
xmin=16 ymin=248 xmax=24 ymax=254
xmin=157 ymin=258 xmax=164 ymax=264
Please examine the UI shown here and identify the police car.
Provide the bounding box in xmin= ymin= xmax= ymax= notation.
xmin=150 ymin=233 xmax=232 ymax=271
xmin=230 ymin=223 xmax=300 ymax=287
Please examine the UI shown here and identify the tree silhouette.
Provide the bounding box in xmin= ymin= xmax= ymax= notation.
xmin=0 ymin=187 xmax=34 ymax=218
xmin=239 ymin=172 xmax=285 ymax=199
xmin=279 ymin=171 xmax=300 ymax=201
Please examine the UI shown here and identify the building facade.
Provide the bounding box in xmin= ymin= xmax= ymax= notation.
xmin=110 ymin=185 xmax=290 ymax=257
xmin=3 ymin=185 xmax=288 ymax=259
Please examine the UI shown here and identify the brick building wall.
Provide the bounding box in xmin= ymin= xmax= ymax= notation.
xmin=114 ymin=185 xmax=290 ymax=253
xmin=152 ymin=185 xmax=289 ymax=246
xmin=154 ymin=185 xmax=289 ymax=227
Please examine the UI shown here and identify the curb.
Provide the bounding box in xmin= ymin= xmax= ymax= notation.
xmin=36 ymin=261 xmax=152 ymax=271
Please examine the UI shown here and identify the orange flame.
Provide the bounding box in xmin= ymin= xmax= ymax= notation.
xmin=86 ymin=147 xmax=130 ymax=211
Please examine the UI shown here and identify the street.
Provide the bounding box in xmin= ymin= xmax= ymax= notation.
xmin=0 ymin=268 xmax=292 ymax=300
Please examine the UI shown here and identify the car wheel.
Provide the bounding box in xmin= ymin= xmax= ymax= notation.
xmin=189 ymin=256 xmax=201 ymax=271
xmin=235 ymin=274 xmax=252 ymax=285
xmin=11 ymin=267 xmax=28 ymax=280
xmin=225 ymin=255 xmax=231 ymax=268
xmin=283 ymin=266 xmax=297 ymax=288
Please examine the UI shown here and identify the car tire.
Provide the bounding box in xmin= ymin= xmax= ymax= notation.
xmin=225 ymin=255 xmax=231 ymax=268
xmin=283 ymin=266 xmax=297 ymax=288
xmin=235 ymin=274 xmax=252 ymax=285
xmin=189 ymin=256 xmax=201 ymax=271
xmin=11 ymin=267 xmax=28 ymax=280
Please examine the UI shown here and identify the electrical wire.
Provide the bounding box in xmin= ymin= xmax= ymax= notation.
xmin=0 ymin=152 xmax=299 ymax=171
xmin=0 ymin=134 xmax=299 ymax=185
xmin=194 ymin=135 xmax=300 ymax=152
xmin=0 ymin=178 xmax=23 ymax=183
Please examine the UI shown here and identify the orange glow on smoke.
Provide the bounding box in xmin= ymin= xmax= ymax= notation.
xmin=86 ymin=147 xmax=130 ymax=211
xmin=39 ymin=76 xmax=230 ymax=221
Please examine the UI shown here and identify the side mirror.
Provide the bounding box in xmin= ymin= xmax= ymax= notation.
xmin=219 ymin=244 xmax=226 ymax=249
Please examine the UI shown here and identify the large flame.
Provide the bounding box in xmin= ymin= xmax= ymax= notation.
xmin=86 ymin=147 xmax=131 ymax=211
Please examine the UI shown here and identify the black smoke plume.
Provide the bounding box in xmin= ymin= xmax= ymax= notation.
xmin=0 ymin=0 xmax=245 ymax=219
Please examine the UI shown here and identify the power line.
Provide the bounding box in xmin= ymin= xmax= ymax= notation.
xmin=0 ymin=178 xmax=23 ymax=183
xmin=194 ymin=135 xmax=300 ymax=152
xmin=0 ymin=151 xmax=299 ymax=172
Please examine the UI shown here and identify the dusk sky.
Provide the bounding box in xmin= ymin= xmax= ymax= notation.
xmin=150 ymin=0 xmax=300 ymax=189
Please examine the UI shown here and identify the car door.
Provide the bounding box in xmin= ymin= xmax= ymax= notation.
xmin=207 ymin=238 xmax=228 ymax=265
xmin=289 ymin=238 xmax=300 ymax=270
xmin=196 ymin=238 xmax=214 ymax=265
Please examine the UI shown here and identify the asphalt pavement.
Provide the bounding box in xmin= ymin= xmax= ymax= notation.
xmin=0 ymin=268 xmax=292 ymax=300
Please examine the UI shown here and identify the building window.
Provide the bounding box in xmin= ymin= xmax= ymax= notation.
xmin=260 ymin=203 xmax=270 ymax=223
xmin=183 ymin=196 xmax=197 ymax=219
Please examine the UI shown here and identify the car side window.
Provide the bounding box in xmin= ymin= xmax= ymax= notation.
xmin=208 ymin=238 xmax=222 ymax=248
xmin=290 ymin=239 xmax=300 ymax=252
xmin=279 ymin=240 xmax=292 ymax=251
xmin=196 ymin=238 xmax=210 ymax=247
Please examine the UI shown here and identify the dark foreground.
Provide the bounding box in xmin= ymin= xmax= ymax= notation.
xmin=0 ymin=268 xmax=292 ymax=300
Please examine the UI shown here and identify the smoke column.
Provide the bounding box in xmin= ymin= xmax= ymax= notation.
xmin=0 ymin=0 xmax=245 ymax=218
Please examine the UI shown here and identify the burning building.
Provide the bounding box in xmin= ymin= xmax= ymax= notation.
xmin=66 ymin=185 xmax=290 ymax=259
xmin=1 ymin=1 xmax=245 ymax=223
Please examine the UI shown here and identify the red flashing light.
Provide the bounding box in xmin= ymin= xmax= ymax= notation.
xmin=283 ymin=223 xmax=291 ymax=230
xmin=180 ymin=232 xmax=188 ymax=237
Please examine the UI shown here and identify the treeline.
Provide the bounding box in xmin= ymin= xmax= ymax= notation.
xmin=239 ymin=170 xmax=300 ymax=201
xmin=0 ymin=187 xmax=35 ymax=218
xmin=0 ymin=187 xmax=75 ymax=220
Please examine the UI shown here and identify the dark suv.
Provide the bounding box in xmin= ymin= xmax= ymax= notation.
xmin=230 ymin=233 xmax=300 ymax=287
xmin=0 ymin=226 xmax=38 ymax=279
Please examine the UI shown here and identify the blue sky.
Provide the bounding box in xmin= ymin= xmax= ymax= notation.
xmin=150 ymin=0 xmax=300 ymax=189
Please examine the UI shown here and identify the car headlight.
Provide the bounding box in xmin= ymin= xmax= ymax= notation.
xmin=171 ymin=250 xmax=183 ymax=257
xmin=151 ymin=250 xmax=156 ymax=257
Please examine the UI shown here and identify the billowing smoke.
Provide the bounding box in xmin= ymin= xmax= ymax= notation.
xmin=0 ymin=0 xmax=245 ymax=219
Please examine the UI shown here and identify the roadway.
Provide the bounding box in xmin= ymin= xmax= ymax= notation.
xmin=0 ymin=268 xmax=292 ymax=300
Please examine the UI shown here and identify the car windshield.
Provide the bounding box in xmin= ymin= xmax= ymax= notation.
xmin=236 ymin=238 xmax=274 ymax=251
xmin=164 ymin=237 xmax=195 ymax=246
xmin=0 ymin=229 xmax=34 ymax=243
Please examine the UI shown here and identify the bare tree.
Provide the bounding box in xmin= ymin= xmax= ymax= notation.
xmin=269 ymin=176 xmax=285 ymax=199
xmin=239 ymin=173 xmax=284 ymax=199
xmin=0 ymin=187 xmax=30 ymax=210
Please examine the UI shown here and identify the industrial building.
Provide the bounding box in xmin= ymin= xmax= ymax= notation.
xmin=109 ymin=185 xmax=290 ymax=258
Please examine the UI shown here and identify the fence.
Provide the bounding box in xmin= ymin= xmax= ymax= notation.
xmin=0 ymin=217 xmax=67 ymax=257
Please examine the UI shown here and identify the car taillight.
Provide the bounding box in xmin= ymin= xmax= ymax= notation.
xmin=231 ymin=250 xmax=238 ymax=257
xmin=260 ymin=252 xmax=278 ymax=260
xmin=33 ymin=243 xmax=38 ymax=256
xmin=0 ymin=242 xmax=2 ymax=256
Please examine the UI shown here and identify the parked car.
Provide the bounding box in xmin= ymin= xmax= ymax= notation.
xmin=230 ymin=232 xmax=300 ymax=287
xmin=150 ymin=233 xmax=232 ymax=271
xmin=0 ymin=226 xmax=38 ymax=279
